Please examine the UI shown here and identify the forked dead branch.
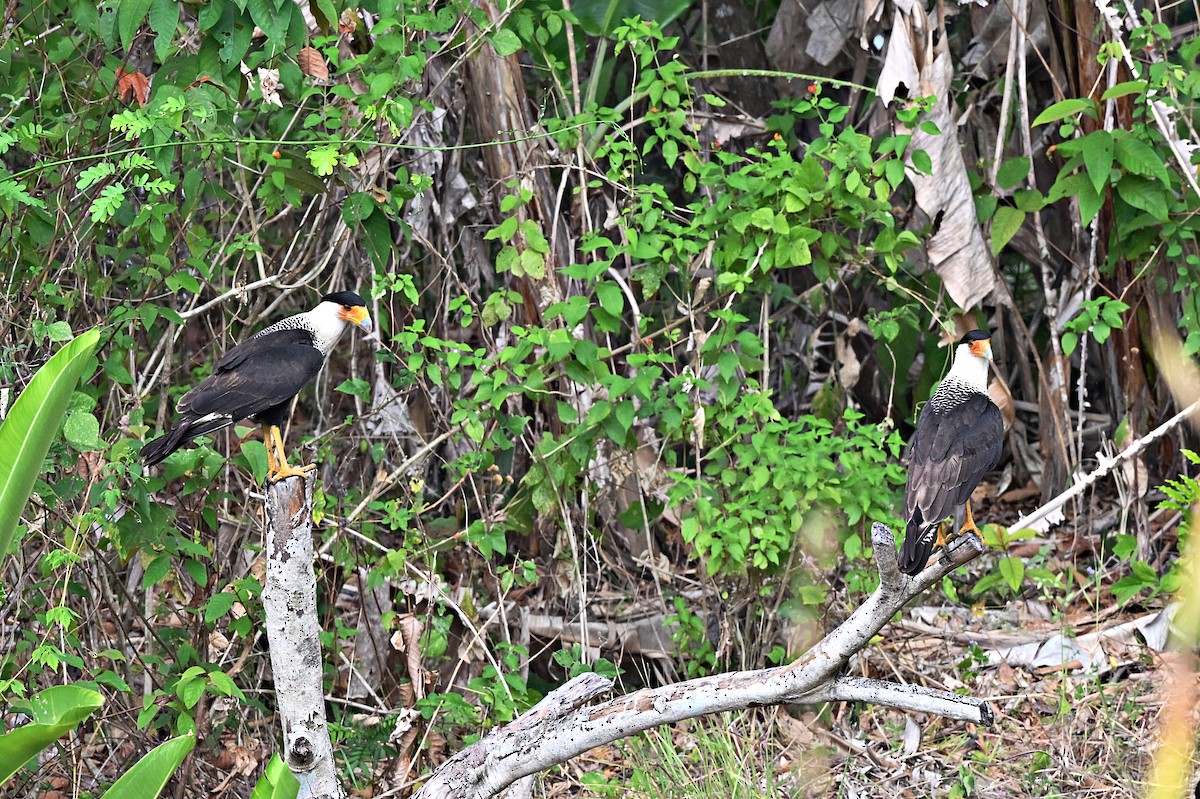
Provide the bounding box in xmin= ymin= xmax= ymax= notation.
xmin=412 ymin=523 xmax=991 ymax=799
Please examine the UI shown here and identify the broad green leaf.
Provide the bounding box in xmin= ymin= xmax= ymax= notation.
xmin=489 ymin=29 xmax=521 ymax=56
xmin=0 ymin=685 xmax=104 ymax=783
xmin=250 ymin=754 xmax=299 ymax=799
xmin=1082 ymin=131 xmax=1114 ymax=195
xmin=995 ymin=157 xmax=1030 ymax=190
xmin=1114 ymin=135 xmax=1170 ymax=185
xmin=148 ymin=0 xmax=179 ymax=60
xmin=594 ymin=281 xmax=624 ymax=316
xmin=1101 ymin=80 xmax=1146 ymax=100
xmin=63 ymin=410 xmax=103 ymax=451
xmin=0 ymin=330 xmax=100 ymax=556
xmin=1062 ymin=331 xmax=1079 ymax=357
xmin=247 ymin=0 xmax=287 ymax=42
xmin=1032 ymin=98 xmax=1096 ymax=126
xmin=100 ymin=734 xmax=195 ymax=798
xmin=910 ymin=148 xmax=932 ymax=175
xmin=998 ymin=556 xmax=1024 ymax=593
xmin=1077 ymin=179 xmax=1103 ymax=225
xmin=1116 ymin=174 xmax=1169 ymax=221
xmin=118 ymin=0 xmax=155 ymax=51
xmin=239 ymin=439 xmax=268 ymax=484
xmin=990 ymin=206 xmax=1025 ymax=255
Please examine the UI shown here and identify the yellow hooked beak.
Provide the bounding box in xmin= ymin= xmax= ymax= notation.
xmin=969 ymin=339 xmax=993 ymax=361
xmin=340 ymin=305 xmax=373 ymax=333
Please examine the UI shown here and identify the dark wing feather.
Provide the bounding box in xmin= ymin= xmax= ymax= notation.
xmin=143 ymin=328 xmax=324 ymax=466
xmin=899 ymin=394 xmax=1003 ymax=574
xmin=179 ymin=329 xmax=323 ymax=420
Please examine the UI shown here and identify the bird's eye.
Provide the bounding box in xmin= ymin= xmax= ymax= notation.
xmin=342 ymin=305 xmax=351 ymax=311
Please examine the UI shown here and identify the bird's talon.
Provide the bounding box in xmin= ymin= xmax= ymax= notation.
xmin=267 ymin=462 xmax=315 ymax=483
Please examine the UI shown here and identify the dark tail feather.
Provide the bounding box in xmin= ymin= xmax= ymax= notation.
xmin=898 ymin=508 xmax=936 ymax=576
xmin=142 ymin=425 xmax=191 ymax=465
xmin=142 ymin=415 xmax=233 ymax=466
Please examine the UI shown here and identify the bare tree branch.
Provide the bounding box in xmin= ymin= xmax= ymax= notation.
xmin=1014 ymin=397 xmax=1200 ymax=534
xmin=414 ymin=524 xmax=989 ymax=799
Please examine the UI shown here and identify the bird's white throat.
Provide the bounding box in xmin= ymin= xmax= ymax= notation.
xmin=945 ymin=341 xmax=990 ymax=392
xmin=304 ymin=301 xmax=354 ymax=355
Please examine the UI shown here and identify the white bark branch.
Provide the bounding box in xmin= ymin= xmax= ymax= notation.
xmin=414 ymin=523 xmax=989 ymax=799
xmin=1014 ymin=397 xmax=1200 ymax=533
xmin=264 ymin=475 xmax=345 ymax=799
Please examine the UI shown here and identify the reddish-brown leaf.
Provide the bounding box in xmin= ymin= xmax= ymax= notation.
xmin=297 ymin=46 xmax=329 ymax=81
xmin=115 ymin=67 xmax=150 ymax=107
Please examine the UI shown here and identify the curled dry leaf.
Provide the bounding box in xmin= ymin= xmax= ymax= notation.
xmin=115 ymin=67 xmax=150 ymax=107
xmin=298 ymin=46 xmax=330 ymax=81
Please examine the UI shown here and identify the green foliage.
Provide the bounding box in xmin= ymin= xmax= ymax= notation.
xmin=99 ymin=733 xmax=195 ymax=798
xmin=675 ymin=407 xmax=905 ymax=576
xmin=1062 ymin=296 xmax=1129 ymax=356
xmin=248 ymin=754 xmax=299 ymax=799
xmin=0 ymin=330 xmax=100 ymax=556
xmin=667 ymin=597 xmax=717 ymax=678
xmin=0 ymin=685 xmax=103 ymax=783
xmin=553 ymin=644 xmax=621 ymax=680
xmin=1107 ymin=449 xmax=1200 ymax=605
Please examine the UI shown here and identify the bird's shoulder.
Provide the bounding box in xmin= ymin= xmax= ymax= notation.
xmin=214 ymin=326 xmax=316 ymax=372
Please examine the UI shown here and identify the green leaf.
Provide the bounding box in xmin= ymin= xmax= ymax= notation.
xmin=1116 ymin=174 xmax=1169 ymax=221
xmin=1114 ymin=135 xmax=1170 ymax=185
xmin=519 ymin=248 xmax=546 ymax=280
xmin=148 ymin=0 xmax=179 ymax=60
xmin=1062 ymin=331 xmax=1079 ymax=357
xmin=1101 ymin=80 xmax=1146 ymax=100
xmin=990 ymin=206 xmax=1025 ymax=255
xmin=1079 ymin=132 xmax=1112 ymax=197
xmin=239 ymin=439 xmax=268 ymax=484
xmin=910 ymin=149 xmax=932 ymax=175
xmin=89 ymin=183 xmax=127 ymax=223
xmin=100 ymin=734 xmax=195 ymax=798
xmin=489 ymin=29 xmax=521 ymax=56
xmin=335 ymin=377 xmax=371 ymax=400
xmin=998 ymin=556 xmax=1024 ymax=594
xmin=0 ymin=330 xmax=100 ymax=556
xmin=63 ymin=410 xmax=103 ymax=451
xmin=1032 ymin=98 xmax=1096 ymax=126
xmin=571 ymin=0 xmax=693 ymax=36
xmin=203 ymin=591 xmax=238 ymax=624
xmin=995 ymin=157 xmax=1030 ymax=189
xmin=661 ymin=138 xmax=679 ymax=168
xmin=118 ymin=0 xmax=155 ymax=51
xmin=1077 ymin=179 xmax=1103 ymax=225
xmin=0 ymin=685 xmax=104 ymax=783
xmin=307 ymin=145 xmax=339 ymax=176
xmin=594 ymin=281 xmax=623 ymax=317
xmin=247 ymin=0 xmax=287 ymax=42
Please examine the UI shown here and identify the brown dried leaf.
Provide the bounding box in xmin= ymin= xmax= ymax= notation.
xmin=298 ymin=46 xmax=329 ymax=81
xmin=115 ymin=67 xmax=150 ymax=107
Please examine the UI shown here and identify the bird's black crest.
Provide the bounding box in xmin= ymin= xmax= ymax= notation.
xmin=322 ymin=290 xmax=367 ymax=307
xmin=957 ymin=329 xmax=991 ymax=345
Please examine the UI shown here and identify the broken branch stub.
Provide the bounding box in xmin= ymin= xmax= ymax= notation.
xmin=414 ymin=523 xmax=990 ymax=799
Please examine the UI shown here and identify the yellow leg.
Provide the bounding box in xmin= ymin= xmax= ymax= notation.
xmin=959 ymin=499 xmax=980 ymax=537
xmin=266 ymin=424 xmax=315 ymax=483
xmin=264 ymin=432 xmax=278 ymax=475
xmin=934 ymin=520 xmax=948 ymax=549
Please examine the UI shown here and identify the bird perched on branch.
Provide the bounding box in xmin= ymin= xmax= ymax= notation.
xmin=899 ymin=329 xmax=1004 ymax=575
xmin=142 ymin=291 xmax=373 ymax=482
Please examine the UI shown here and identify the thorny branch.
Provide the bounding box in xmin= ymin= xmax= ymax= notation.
xmin=413 ymin=523 xmax=990 ymax=799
